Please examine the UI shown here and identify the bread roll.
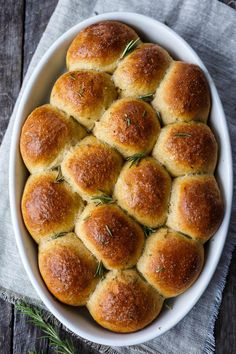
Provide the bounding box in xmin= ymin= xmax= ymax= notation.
xmin=167 ymin=175 xmax=224 ymax=242
xmin=61 ymin=136 xmax=123 ymax=201
xmin=20 ymin=104 xmax=86 ymax=173
xmin=152 ymin=122 xmax=218 ymax=176
xmin=113 ymin=43 xmax=172 ymax=97
xmin=21 ymin=171 xmax=83 ymax=243
xmin=113 ymin=157 xmax=171 ymax=227
xmin=87 ymin=269 xmax=164 ymax=333
xmin=152 ymin=62 xmax=210 ymax=124
xmin=75 ymin=203 xmax=144 ymax=269
xmin=38 ymin=233 xmax=98 ymax=305
xmin=137 ymin=228 xmax=204 ymax=298
xmin=66 ymin=21 xmax=139 ymax=73
xmin=50 ymin=70 xmax=117 ymax=129
xmin=93 ymin=98 xmax=160 ymax=157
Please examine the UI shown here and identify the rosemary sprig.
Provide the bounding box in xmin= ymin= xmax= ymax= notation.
xmin=69 ymin=73 xmax=76 ymax=81
xmin=105 ymin=225 xmax=113 ymax=237
xmin=138 ymin=93 xmax=154 ymax=102
xmin=126 ymin=152 xmax=146 ymax=168
xmin=165 ymin=302 xmax=173 ymax=310
xmin=174 ymin=132 xmax=192 ymax=137
xmin=15 ymin=303 xmax=76 ymax=354
xmin=53 ymin=166 xmax=65 ymax=184
xmin=77 ymin=83 xmax=85 ymax=98
xmin=157 ymin=111 xmax=163 ymax=123
xmin=120 ymin=37 xmax=140 ymax=59
xmin=142 ymin=225 xmax=156 ymax=237
xmin=91 ymin=193 xmax=114 ymax=205
xmin=124 ymin=114 xmax=131 ymax=127
xmin=94 ymin=261 xmax=106 ymax=279
xmin=51 ymin=232 xmax=67 ymax=240
xmin=156 ymin=265 xmax=165 ymax=273
xmin=142 ymin=110 xmax=147 ymax=118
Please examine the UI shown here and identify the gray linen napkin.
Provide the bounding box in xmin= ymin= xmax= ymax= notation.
xmin=0 ymin=0 xmax=236 ymax=353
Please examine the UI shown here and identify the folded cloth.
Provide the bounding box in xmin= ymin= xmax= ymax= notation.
xmin=0 ymin=0 xmax=235 ymax=353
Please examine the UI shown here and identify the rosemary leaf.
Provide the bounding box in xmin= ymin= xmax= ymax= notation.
xmin=91 ymin=193 xmax=114 ymax=205
xmin=126 ymin=152 xmax=146 ymax=168
xmin=165 ymin=302 xmax=173 ymax=310
xmin=126 ymin=117 xmax=131 ymax=127
xmin=94 ymin=261 xmax=106 ymax=279
xmin=51 ymin=232 xmax=67 ymax=240
xmin=174 ymin=132 xmax=192 ymax=137
xmin=142 ymin=225 xmax=156 ymax=237
xmin=138 ymin=93 xmax=154 ymax=102
xmin=157 ymin=111 xmax=163 ymax=123
xmin=53 ymin=166 xmax=65 ymax=184
xmin=15 ymin=303 xmax=76 ymax=354
xmin=156 ymin=265 xmax=165 ymax=273
xmin=120 ymin=37 xmax=140 ymax=59
xmin=69 ymin=73 xmax=76 ymax=81
xmin=142 ymin=110 xmax=147 ymax=118
xmin=105 ymin=225 xmax=113 ymax=237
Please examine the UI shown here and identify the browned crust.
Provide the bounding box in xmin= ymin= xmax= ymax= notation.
xmin=154 ymin=122 xmax=218 ymax=175
xmin=96 ymin=98 xmax=160 ymax=153
xmin=87 ymin=270 xmax=163 ymax=332
xmin=81 ymin=204 xmax=144 ymax=268
xmin=113 ymin=43 xmax=172 ymax=94
xmin=67 ymin=21 xmax=138 ymax=70
xmin=115 ymin=158 xmax=171 ymax=226
xmin=21 ymin=172 xmax=82 ymax=242
xmin=138 ymin=229 xmax=204 ymax=297
xmin=20 ymin=104 xmax=85 ymax=171
xmin=39 ymin=234 xmax=98 ymax=305
xmin=163 ymin=62 xmax=210 ymax=118
xmin=178 ymin=176 xmax=224 ymax=241
xmin=63 ymin=137 xmax=123 ymax=197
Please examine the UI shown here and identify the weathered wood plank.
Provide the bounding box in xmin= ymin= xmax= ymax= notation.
xmin=0 ymin=299 xmax=13 ymax=354
xmin=13 ymin=307 xmax=49 ymax=354
xmin=23 ymin=0 xmax=58 ymax=77
xmin=0 ymin=0 xmax=24 ymax=143
xmin=215 ymin=250 xmax=236 ymax=353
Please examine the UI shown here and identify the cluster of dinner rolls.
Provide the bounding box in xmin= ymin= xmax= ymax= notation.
xmin=20 ymin=20 xmax=224 ymax=333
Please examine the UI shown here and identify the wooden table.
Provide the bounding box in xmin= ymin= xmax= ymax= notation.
xmin=0 ymin=1 xmax=235 ymax=353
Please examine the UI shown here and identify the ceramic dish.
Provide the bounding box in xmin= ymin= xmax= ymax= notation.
xmin=9 ymin=12 xmax=233 ymax=346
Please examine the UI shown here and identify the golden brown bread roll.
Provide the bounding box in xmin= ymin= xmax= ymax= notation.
xmin=20 ymin=104 xmax=86 ymax=174
xmin=152 ymin=122 xmax=218 ymax=176
xmin=61 ymin=136 xmax=123 ymax=201
xmin=50 ymin=70 xmax=117 ymax=129
xmin=113 ymin=43 xmax=172 ymax=97
xmin=113 ymin=157 xmax=171 ymax=227
xmin=21 ymin=171 xmax=83 ymax=243
xmin=93 ymin=98 xmax=160 ymax=157
xmin=66 ymin=21 xmax=139 ymax=73
xmin=87 ymin=269 xmax=164 ymax=333
xmin=167 ymin=175 xmax=224 ymax=242
xmin=152 ymin=61 xmax=210 ymax=124
xmin=38 ymin=233 xmax=99 ymax=306
xmin=75 ymin=203 xmax=144 ymax=269
xmin=137 ymin=228 xmax=204 ymax=298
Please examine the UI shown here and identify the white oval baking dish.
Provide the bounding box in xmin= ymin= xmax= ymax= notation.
xmin=9 ymin=12 xmax=233 ymax=347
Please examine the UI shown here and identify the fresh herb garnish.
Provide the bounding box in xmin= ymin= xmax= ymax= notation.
xmin=165 ymin=302 xmax=173 ymax=310
xmin=91 ymin=193 xmax=114 ymax=205
xmin=174 ymin=132 xmax=192 ymax=137
xmin=51 ymin=232 xmax=67 ymax=240
xmin=126 ymin=152 xmax=146 ymax=168
xmin=69 ymin=73 xmax=76 ymax=81
xmin=142 ymin=110 xmax=147 ymax=118
xmin=142 ymin=225 xmax=156 ymax=237
xmin=15 ymin=303 xmax=76 ymax=354
xmin=120 ymin=37 xmax=141 ymax=59
xmin=157 ymin=111 xmax=162 ymax=123
xmin=156 ymin=265 xmax=165 ymax=273
xmin=53 ymin=166 xmax=64 ymax=184
xmin=105 ymin=225 xmax=113 ymax=237
xmin=78 ymin=83 xmax=85 ymax=98
xmin=138 ymin=93 xmax=154 ymax=102
xmin=94 ymin=261 xmax=106 ymax=279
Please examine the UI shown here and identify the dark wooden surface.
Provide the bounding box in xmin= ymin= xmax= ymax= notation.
xmin=0 ymin=0 xmax=235 ymax=353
